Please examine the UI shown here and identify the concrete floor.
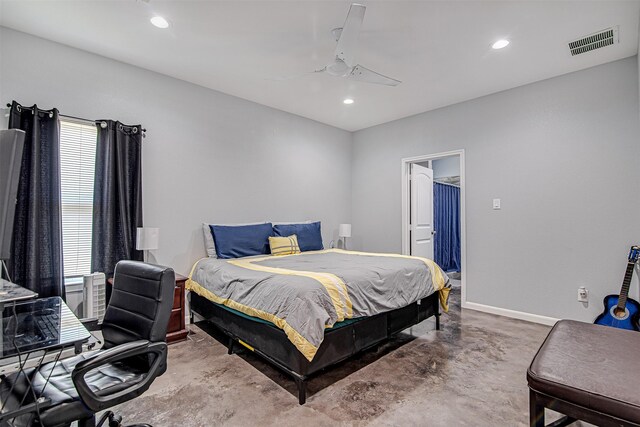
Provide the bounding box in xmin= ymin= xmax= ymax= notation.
xmin=114 ymin=289 xmax=554 ymax=426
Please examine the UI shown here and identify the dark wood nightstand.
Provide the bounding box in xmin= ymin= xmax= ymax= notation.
xmin=107 ymin=271 xmax=188 ymax=344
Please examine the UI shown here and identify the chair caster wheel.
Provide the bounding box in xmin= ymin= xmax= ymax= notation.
xmin=97 ymin=411 xmax=120 ymax=427
xmin=109 ymin=413 xmax=123 ymax=427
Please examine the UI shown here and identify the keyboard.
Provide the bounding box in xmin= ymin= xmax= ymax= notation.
xmin=35 ymin=313 xmax=60 ymax=341
xmin=3 ymin=310 xmax=61 ymax=350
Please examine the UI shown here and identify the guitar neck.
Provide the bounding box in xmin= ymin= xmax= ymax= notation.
xmin=617 ymin=261 xmax=636 ymax=308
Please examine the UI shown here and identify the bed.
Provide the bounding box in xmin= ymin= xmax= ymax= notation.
xmin=186 ymin=247 xmax=450 ymax=404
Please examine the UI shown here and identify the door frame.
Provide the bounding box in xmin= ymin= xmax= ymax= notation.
xmin=401 ymin=149 xmax=466 ymax=304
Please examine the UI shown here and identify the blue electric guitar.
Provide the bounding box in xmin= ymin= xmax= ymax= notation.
xmin=594 ymin=246 xmax=640 ymax=331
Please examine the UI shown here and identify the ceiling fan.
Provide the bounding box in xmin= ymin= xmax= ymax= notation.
xmin=278 ymin=3 xmax=401 ymax=86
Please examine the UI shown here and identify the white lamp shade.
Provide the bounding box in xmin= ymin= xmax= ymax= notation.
xmin=338 ymin=224 xmax=352 ymax=238
xmin=136 ymin=227 xmax=159 ymax=250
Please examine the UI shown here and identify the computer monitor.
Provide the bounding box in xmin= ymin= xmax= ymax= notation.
xmin=0 ymin=129 xmax=25 ymax=262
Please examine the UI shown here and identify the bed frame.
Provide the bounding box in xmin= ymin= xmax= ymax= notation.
xmin=189 ymin=291 xmax=441 ymax=404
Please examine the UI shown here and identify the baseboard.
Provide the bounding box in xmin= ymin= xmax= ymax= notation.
xmin=462 ymin=301 xmax=559 ymax=326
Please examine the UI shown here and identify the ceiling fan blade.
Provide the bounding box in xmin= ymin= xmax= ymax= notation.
xmin=349 ymin=65 xmax=401 ymax=86
xmin=335 ymin=3 xmax=366 ymax=67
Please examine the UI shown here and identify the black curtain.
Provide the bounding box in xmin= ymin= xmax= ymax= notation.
xmin=8 ymin=101 xmax=65 ymax=298
xmin=91 ymin=120 xmax=143 ymax=277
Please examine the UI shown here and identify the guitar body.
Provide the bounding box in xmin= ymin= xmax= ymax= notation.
xmin=594 ymin=294 xmax=640 ymax=331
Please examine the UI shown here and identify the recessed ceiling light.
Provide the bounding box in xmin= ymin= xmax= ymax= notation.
xmin=343 ymin=98 xmax=354 ymax=105
xmin=150 ymin=16 xmax=169 ymax=29
xmin=492 ymin=39 xmax=510 ymax=50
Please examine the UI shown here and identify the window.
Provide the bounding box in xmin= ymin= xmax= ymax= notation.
xmin=59 ymin=119 xmax=97 ymax=278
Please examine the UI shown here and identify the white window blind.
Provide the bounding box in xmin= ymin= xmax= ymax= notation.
xmin=59 ymin=119 xmax=97 ymax=277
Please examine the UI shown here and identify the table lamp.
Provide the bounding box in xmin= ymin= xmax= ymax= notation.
xmin=136 ymin=227 xmax=159 ymax=262
xmin=339 ymin=224 xmax=351 ymax=250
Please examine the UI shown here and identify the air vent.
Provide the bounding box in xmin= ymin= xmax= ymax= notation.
xmin=569 ymin=27 xmax=618 ymax=56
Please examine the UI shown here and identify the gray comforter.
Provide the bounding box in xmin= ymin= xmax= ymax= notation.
xmin=187 ymin=249 xmax=449 ymax=361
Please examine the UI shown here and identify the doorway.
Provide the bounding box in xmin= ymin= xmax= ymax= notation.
xmin=401 ymin=150 xmax=466 ymax=301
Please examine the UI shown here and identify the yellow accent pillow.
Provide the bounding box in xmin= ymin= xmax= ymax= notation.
xmin=269 ymin=235 xmax=301 ymax=256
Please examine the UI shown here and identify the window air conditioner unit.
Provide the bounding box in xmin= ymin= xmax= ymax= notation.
xmin=83 ymin=272 xmax=106 ymax=321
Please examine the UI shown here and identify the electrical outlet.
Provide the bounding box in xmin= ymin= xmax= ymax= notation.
xmin=577 ymin=287 xmax=588 ymax=303
xmin=492 ymin=198 xmax=501 ymax=210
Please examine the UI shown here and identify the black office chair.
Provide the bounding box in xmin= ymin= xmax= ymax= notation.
xmin=4 ymin=261 xmax=175 ymax=427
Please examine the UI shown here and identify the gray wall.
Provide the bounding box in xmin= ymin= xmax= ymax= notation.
xmin=2 ymin=26 xmax=639 ymax=323
xmin=0 ymin=28 xmax=352 ymax=275
xmin=351 ymin=57 xmax=640 ymax=321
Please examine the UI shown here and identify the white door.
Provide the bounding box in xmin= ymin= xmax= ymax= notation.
xmin=410 ymin=163 xmax=434 ymax=259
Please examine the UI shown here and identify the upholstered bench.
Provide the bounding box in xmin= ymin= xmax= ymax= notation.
xmin=527 ymin=320 xmax=640 ymax=427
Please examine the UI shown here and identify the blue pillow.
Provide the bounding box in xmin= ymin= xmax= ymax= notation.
xmin=273 ymin=222 xmax=323 ymax=252
xmin=210 ymin=223 xmax=273 ymax=259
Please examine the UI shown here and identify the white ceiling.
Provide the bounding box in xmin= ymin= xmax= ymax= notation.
xmin=1 ymin=1 xmax=639 ymax=131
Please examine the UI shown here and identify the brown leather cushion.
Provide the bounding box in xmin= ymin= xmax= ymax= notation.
xmin=528 ymin=320 xmax=640 ymax=423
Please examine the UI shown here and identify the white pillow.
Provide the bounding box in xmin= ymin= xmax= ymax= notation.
xmin=272 ymin=220 xmax=315 ymax=225
xmin=202 ymin=223 xmax=217 ymax=258
xmin=202 ymin=222 xmax=270 ymax=258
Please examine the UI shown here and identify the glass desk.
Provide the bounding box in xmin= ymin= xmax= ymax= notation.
xmin=0 ymin=280 xmax=37 ymax=308
xmin=1 ymin=297 xmax=91 ymax=358
xmin=0 ymin=297 xmax=91 ymax=425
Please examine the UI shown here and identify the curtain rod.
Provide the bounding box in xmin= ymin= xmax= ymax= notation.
xmin=5 ymin=103 xmax=146 ymax=138
xmin=434 ymin=180 xmax=460 ymax=189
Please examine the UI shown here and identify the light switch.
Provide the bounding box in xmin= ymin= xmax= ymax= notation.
xmin=492 ymin=198 xmax=501 ymax=210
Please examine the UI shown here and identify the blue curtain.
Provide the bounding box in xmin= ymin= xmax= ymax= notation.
xmin=434 ymin=182 xmax=460 ymax=272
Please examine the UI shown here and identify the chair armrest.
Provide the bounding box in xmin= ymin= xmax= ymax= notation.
xmin=71 ymin=340 xmax=168 ymax=412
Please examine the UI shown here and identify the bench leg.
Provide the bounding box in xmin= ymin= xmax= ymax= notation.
xmin=530 ymin=389 xmax=545 ymax=427
xmin=227 ymin=337 xmax=235 ymax=355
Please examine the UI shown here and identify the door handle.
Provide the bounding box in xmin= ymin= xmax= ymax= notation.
xmin=432 ymin=230 xmax=436 ymax=235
